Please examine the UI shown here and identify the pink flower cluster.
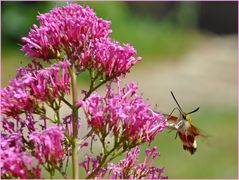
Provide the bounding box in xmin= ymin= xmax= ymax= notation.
xmin=75 ymin=36 xmax=141 ymax=78
xmin=108 ymin=146 xmax=167 ymax=179
xmin=1 ymin=60 xmax=71 ymax=116
xmin=80 ymin=155 xmax=107 ymax=178
xmin=92 ymin=38 xmax=141 ymax=77
xmin=21 ymin=4 xmax=141 ymax=78
xmin=29 ymin=126 xmax=64 ymax=164
xmin=81 ymin=82 xmax=167 ymax=144
xmin=21 ymin=3 xmax=111 ymax=61
xmin=0 ymin=133 xmax=40 ymax=179
xmin=80 ymin=146 xmax=166 ymax=179
xmin=2 ymin=3 xmax=168 ymax=179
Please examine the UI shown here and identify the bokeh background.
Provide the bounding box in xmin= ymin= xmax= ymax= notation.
xmin=1 ymin=1 xmax=238 ymax=179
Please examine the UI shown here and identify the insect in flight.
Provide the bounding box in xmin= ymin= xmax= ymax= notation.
xmin=165 ymin=91 xmax=205 ymax=155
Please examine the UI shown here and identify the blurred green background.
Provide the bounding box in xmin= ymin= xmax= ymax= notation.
xmin=1 ymin=1 xmax=238 ymax=179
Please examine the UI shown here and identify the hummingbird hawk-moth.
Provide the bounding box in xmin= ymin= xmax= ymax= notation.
xmin=165 ymin=91 xmax=205 ymax=155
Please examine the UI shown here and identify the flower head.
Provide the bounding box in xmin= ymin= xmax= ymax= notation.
xmin=108 ymin=146 xmax=167 ymax=179
xmin=91 ymin=38 xmax=142 ymax=77
xmin=0 ymin=133 xmax=41 ymax=179
xmin=81 ymin=82 xmax=167 ymax=145
xmin=21 ymin=3 xmax=112 ymax=61
xmin=80 ymin=155 xmax=107 ymax=178
xmin=1 ymin=60 xmax=71 ymax=116
xmin=21 ymin=3 xmax=141 ymax=79
xmin=29 ymin=126 xmax=64 ymax=164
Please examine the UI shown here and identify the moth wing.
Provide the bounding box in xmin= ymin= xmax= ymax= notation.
xmin=190 ymin=124 xmax=209 ymax=139
xmin=178 ymin=131 xmax=197 ymax=155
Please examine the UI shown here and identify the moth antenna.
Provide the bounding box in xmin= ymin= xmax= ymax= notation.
xmin=168 ymin=107 xmax=180 ymax=118
xmin=187 ymin=107 xmax=200 ymax=115
xmin=170 ymin=91 xmax=184 ymax=114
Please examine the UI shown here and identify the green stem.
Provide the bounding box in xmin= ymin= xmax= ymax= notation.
xmin=61 ymin=97 xmax=73 ymax=109
xmin=77 ymin=129 xmax=93 ymax=146
xmin=55 ymin=166 xmax=68 ymax=179
xmin=54 ymin=105 xmax=61 ymax=124
xmin=86 ymin=137 xmax=134 ymax=179
xmin=86 ymin=154 xmax=108 ymax=179
xmin=86 ymin=144 xmax=121 ymax=179
xmin=70 ymin=65 xmax=79 ymax=179
xmin=82 ymin=74 xmax=117 ymax=102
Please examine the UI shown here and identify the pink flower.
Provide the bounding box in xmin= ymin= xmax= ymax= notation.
xmin=1 ymin=112 xmax=44 ymax=136
xmin=1 ymin=133 xmax=41 ymax=179
xmin=80 ymin=155 xmax=100 ymax=176
xmin=21 ymin=3 xmax=141 ymax=79
xmin=29 ymin=126 xmax=64 ymax=164
xmin=108 ymin=147 xmax=140 ymax=179
xmin=76 ymin=37 xmax=141 ymax=76
xmin=21 ymin=3 xmax=111 ymax=61
xmin=1 ymin=117 xmax=15 ymax=133
xmin=1 ymin=60 xmax=71 ymax=116
xmin=91 ymin=38 xmax=142 ymax=77
xmin=2 ymin=3 xmax=168 ymax=179
xmin=0 ymin=78 xmax=35 ymax=116
xmin=108 ymin=146 xmax=167 ymax=179
xmin=80 ymin=82 xmax=167 ymax=144
xmin=63 ymin=114 xmax=82 ymax=136
xmin=80 ymin=155 xmax=107 ymax=178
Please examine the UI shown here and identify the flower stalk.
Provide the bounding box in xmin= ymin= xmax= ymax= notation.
xmin=71 ymin=64 xmax=79 ymax=179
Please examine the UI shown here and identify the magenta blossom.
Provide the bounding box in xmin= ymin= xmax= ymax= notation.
xmin=1 ymin=60 xmax=71 ymax=116
xmin=1 ymin=112 xmax=44 ymax=136
xmin=80 ymin=82 xmax=167 ymax=144
xmin=91 ymin=38 xmax=142 ymax=77
xmin=80 ymin=155 xmax=107 ymax=178
xmin=29 ymin=126 xmax=65 ymax=164
xmin=75 ymin=37 xmax=142 ymax=76
xmin=63 ymin=114 xmax=82 ymax=136
xmin=21 ymin=3 xmax=112 ymax=61
xmin=2 ymin=3 xmax=170 ymax=179
xmin=108 ymin=146 xmax=167 ymax=179
xmin=21 ymin=4 xmax=141 ymax=79
xmin=0 ymin=133 xmax=41 ymax=179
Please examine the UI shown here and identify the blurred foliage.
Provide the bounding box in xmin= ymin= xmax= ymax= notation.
xmin=2 ymin=2 xmax=53 ymax=53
